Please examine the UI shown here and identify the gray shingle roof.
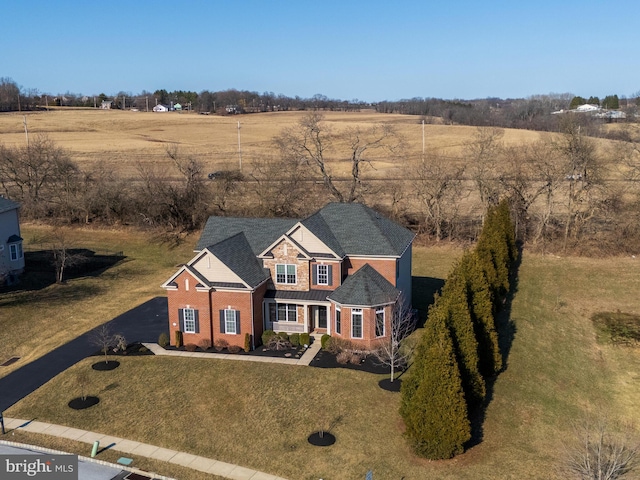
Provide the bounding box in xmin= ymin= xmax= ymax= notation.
xmin=0 ymin=197 xmax=20 ymax=215
xmin=313 ymin=203 xmax=414 ymax=256
xmin=264 ymin=289 xmax=331 ymax=302
xmin=328 ymin=264 xmax=399 ymax=307
xmin=205 ymin=232 xmax=269 ymax=288
xmin=197 ymin=216 xmax=297 ymax=254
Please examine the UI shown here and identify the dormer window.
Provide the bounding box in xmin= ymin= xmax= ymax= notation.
xmin=276 ymin=264 xmax=297 ymax=284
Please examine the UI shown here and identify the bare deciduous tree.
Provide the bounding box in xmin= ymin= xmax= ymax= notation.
xmin=372 ymin=299 xmax=417 ymax=382
xmin=47 ymin=228 xmax=86 ymax=284
xmin=90 ymin=324 xmax=116 ymax=364
xmin=466 ymin=127 xmax=505 ymax=214
xmin=564 ymin=419 xmax=639 ymax=480
xmin=412 ymin=153 xmax=466 ymax=241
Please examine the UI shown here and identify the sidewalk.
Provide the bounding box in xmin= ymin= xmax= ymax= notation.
xmin=142 ymin=337 xmax=322 ymax=366
xmin=2 ymin=418 xmax=287 ymax=480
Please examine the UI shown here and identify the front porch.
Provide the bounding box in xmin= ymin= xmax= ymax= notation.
xmin=264 ymin=298 xmax=331 ymax=335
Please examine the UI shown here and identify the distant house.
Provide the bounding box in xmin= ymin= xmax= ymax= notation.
xmin=174 ymin=103 xmax=182 ymax=111
xmin=162 ymin=203 xmax=415 ymax=351
xmin=0 ymin=197 xmax=24 ymax=285
xmin=575 ymin=104 xmax=601 ymax=112
xmin=100 ymin=100 xmax=113 ymax=109
xmin=153 ymin=104 xmax=169 ymax=112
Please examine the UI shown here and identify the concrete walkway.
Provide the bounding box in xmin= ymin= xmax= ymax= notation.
xmin=143 ymin=336 xmax=322 ymax=366
xmin=2 ymin=417 xmax=287 ymax=480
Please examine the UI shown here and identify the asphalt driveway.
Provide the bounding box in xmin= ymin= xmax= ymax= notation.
xmin=0 ymin=297 xmax=168 ymax=412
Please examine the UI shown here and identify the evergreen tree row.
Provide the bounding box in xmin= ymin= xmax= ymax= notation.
xmin=400 ymin=199 xmax=518 ymax=460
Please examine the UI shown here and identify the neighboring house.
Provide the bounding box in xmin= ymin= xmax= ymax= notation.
xmin=174 ymin=103 xmax=182 ymax=111
xmin=162 ymin=203 xmax=414 ymax=350
xmin=153 ymin=104 xmax=169 ymax=112
xmin=100 ymin=100 xmax=113 ymax=109
xmin=0 ymin=196 xmax=24 ymax=285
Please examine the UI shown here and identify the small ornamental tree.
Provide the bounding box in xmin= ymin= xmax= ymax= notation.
xmin=441 ymin=274 xmax=486 ymax=408
xmin=459 ymin=250 xmax=502 ymax=376
xmin=373 ymin=298 xmax=417 ymax=382
xmin=400 ymin=307 xmax=471 ymax=459
xmin=90 ymin=324 xmax=116 ymax=364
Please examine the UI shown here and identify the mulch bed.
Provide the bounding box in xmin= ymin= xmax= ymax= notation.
xmin=308 ymin=432 xmax=336 ymax=446
xmin=90 ymin=343 xmax=154 ymax=358
xmin=91 ymin=360 xmax=120 ymax=371
xmin=309 ymin=350 xmax=390 ymax=374
xmin=378 ymin=377 xmax=402 ymax=392
xmin=68 ymin=396 xmax=100 ymax=410
xmin=164 ymin=344 xmax=308 ymax=359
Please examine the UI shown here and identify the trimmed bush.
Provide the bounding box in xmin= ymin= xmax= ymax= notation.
xmin=336 ymin=351 xmax=350 ymax=364
xmin=198 ymin=338 xmax=212 ymax=351
xmin=244 ymin=333 xmax=251 ymax=353
xmin=184 ymin=343 xmax=197 ymax=352
xmin=321 ymin=334 xmax=331 ymax=350
xmin=214 ymin=338 xmax=228 ymax=352
xmin=278 ymin=332 xmax=290 ymax=341
xmin=267 ymin=336 xmax=292 ymax=350
xmin=262 ymin=330 xmax=276 ymax=346
xmin=289 ymin=333 xmax=300 ymax=347
xmin=228 ymin=344 xmax=241 ymax=354
xmin=300 ymin=333 xmax=310 ymax=347
xmin=349 ymin=352 xmax=364 ymax=364
xmin=158 ymin=332 xmax=169 ymax=348
xmin=174 ymin=331 xmax=183 ymax=349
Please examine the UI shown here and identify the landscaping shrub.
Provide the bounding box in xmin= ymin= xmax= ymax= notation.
xmin=290 ymin=333 xmax=300 ymax=347
xmin=114 ymin=334 xmax=127 ymax=353
xmin=185 ymin=343 xmax=197 ymax=352
xmin=349 ymin=352 xmax=364 ymax=365
xmin=262 ymin=329 xmax=276 ymax=345
xmin=228 ymin=344 xmax=241 ymax=354
xmin=267 ymin=336 xmax=292 ymax=350
xmin=336 ymin=351 xmax=351 ymax=364
xmin=214 ymin=338 xmax=228 ymax=352
xmin=158 ymin=332 xmax=169 ymax=348
xmin=278 ymin=331 xmax=290 ymax=341
xmin=321 ymin=334 xmax=331 ymax=350
xmin=174 ymin=331 xmax=183 ymax=348
xmin=244 ymin=333 xmax=251 ymax=352
xmin=300 ymin=333 xmax=310 ymax=346
xmin=138 ymin=346 xmax=149 ymax=353
xmin=198 ymin=338 xmax=212 ymax=350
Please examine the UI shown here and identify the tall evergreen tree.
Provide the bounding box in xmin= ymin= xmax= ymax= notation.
xmin=459 ymin=250 xmax=502 ymax=376
xmin=441 ymin=273 xmax=486 ymax=407
xmin=400 ymin=307 xmax=471 ymax=459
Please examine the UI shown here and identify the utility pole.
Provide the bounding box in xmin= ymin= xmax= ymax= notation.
xmin=422 ymin=119 xmax=425 ymax=161
xmin=45 ymin=95 xmax=49 ymax=111
xmin=146 ymin=96 xmax=149 ymax=112
xmin=237 ymin=121 xmax=242 ymax=171
xmin=93 ymin=96 xmax=96 ymax=108
xmin=122 ymin=95 xmax=125 ymax=111
xmin=23 ymin=116 xmax=29 ymax=147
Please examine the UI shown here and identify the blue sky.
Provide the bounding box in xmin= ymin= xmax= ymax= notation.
xmin=2 ymin=0 xmax=638 ymax=101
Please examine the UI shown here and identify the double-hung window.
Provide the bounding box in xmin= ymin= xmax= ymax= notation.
xmin=225 ymin=309 xmax=237 ymax=334
xmin=375 ymin=308 xmax=385 ymax=337
xmin=276 ymin=264 xmax=297 ymax=284
xmin=317 ymin=264 xmax=328 ymax=285
xmin=9 ymin=243 xmax=23 ymax=261
xmin=277 ymin=303 xmax=297 ymax=322
xmin=183 ymin=308 xmax=196 ymax=333
xmin=335 ymin=307 xmax=341 ymax=334
xmin=351 ymin=308 xmax=363 ymax=339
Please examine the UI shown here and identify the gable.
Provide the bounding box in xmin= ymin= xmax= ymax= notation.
xmin=288 ymin=224 xmax=339 ymax=257
xmin=192 ymin=251 xmax=245 ymax=285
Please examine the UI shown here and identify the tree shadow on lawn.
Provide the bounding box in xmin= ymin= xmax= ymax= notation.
xmin=1 ymin=249 xmax=126 ymax=294
xmin=467 ymin=248 xmax=521 ymax=450
xmin=412 ymin=276 xmax=445 ymax=328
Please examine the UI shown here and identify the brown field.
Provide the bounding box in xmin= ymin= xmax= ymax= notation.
xmin=0 ymin=109 xmax=548 ymax=180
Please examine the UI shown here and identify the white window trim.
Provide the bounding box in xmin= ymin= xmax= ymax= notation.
xmin=351 ymin=308 xmax=363 ymax=339
xmin=335 ymin=306 xmax=341 ymax=335
xmin=375 ymin=308 xmax=385 ymax=337
xmin=9 ymin=243 xmax=23 ymax=261
xmin=317 ymin=264 xmax=329 ymax=285
xmin=277 ymin=303 xmax=297 ymax=322
xmin=184 ymin=308 xmax=196 ymax=333
xmin=225 ymin=308 xmax=237 ymax=334
xmin=275 ymin=263 xmax=297 ymax=285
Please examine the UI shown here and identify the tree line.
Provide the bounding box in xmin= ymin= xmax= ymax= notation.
xmin=1 ymin=113 xmax=638 ymax=254
xmin=400 ymin=200 xmax=517 ymax=459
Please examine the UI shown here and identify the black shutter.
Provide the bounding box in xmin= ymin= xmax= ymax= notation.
xmin=194 ymin=310 xmax=200 ymax=334
xmin=328 ymin=265 xmax=333 ymax=286
xmin=179 ymin=309 xmax=185 ymax=331
xmin=219 ymin=310 xmax=225 ymax=333
xmin=236 ymin=311 xmax=241 ymax=334
xmin=312 ymin=264 xmax=317 ymax=285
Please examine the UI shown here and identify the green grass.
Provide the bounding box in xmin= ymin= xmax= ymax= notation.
xmin=5 ymin=241 xmax=640 ymax=479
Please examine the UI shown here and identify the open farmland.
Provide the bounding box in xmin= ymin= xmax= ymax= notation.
xmin=0 ymin=109 xmax=547 ymax=179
